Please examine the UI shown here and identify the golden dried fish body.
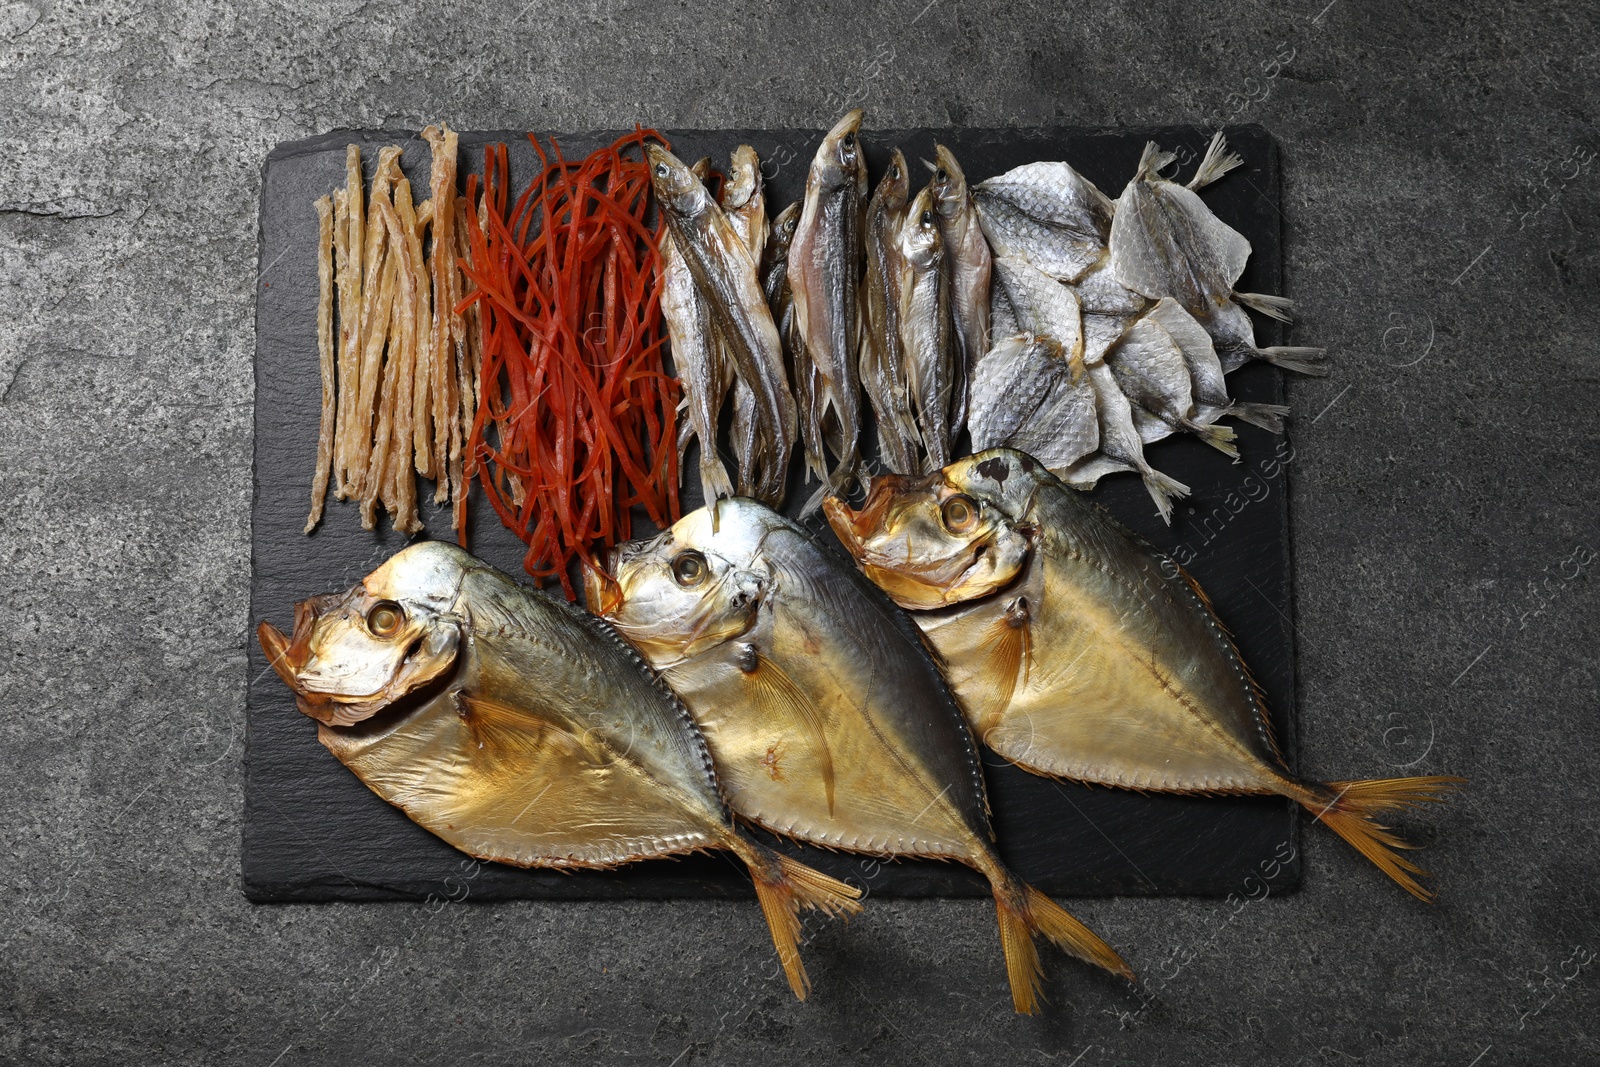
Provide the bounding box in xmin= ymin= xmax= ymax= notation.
xmin=788 ymin=109 xmax=869 ymax=491
xmin=896 ymin=187 xmax=958 ymax=472
xmin=860 ymin=150 xmax=919 ymax=475
xmin=649 ymin=145 xmax=797 ymax=506
xmin=257 ymin=541 xmax=860 ymax=998
xmin=589 ymin=498 xmax=1131 ymax=1013
xmin=928 ymin=144 xmax=989 ymax=436
xmin=826 ymin=450 xmax=1463 ymax=902
xmin=972 ymin=160 xmax=1115 ymax=283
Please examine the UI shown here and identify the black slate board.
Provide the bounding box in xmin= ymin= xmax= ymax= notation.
xmin=247 ymin=125 xmax=1301 ymax=903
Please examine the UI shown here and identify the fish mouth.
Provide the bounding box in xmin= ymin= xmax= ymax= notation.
xmin=822 ymin=470 xmax=935 ymax=560
xmin=256 ymin=594 xmax=396 ymax=725
xmin=580 ymin=550 xmax=623 ymax=617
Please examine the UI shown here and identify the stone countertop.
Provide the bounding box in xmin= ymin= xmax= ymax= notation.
xmin=1 ymin=1 xmax=1595 ymax=1063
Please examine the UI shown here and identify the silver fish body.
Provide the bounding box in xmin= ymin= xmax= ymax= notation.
xmin=928 ymin=144 xmax=989 ymax=437
xmin=649 ymin=144 xmax=797 ymax=506
xmin=896 ymin=187 xmax=957 ymax=471
xmin=860 ymin=150 xmax=918 ymax=474
xmin=788 ymin=110 xmax=868 ymax=489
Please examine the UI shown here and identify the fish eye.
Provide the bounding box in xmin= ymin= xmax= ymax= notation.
xmin=940 ymin=495 xmax=979 ymax=534
xmin=655 ymin=162 xmax=669 ymax=178
xmin=921 ymin=209 xmax=934 ymax=226
xmin=842 ymin=132 xmax=855 ymax=148
xmin=366 ymin=600 xmax=405 ymax=638
xmin=672 ymin=550 xmax=709 ymax=587
xmin=888 ymin=164 xmax=900 ymax=179
xmin=936 ymin=168 xmax=948 ymax=182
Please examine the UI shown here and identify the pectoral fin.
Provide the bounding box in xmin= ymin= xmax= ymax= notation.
xmin=976 ymin=597 xmax=1032 ymax=734
xmin=738 ymin=645 xmax=836 ymax=816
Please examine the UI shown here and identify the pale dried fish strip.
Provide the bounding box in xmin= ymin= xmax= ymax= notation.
xmin=362 ymin=241 xmax=408 ymax=530
xmin=337 ymin=146 xmax=365 ymax=492
xmin=394 ymin=176 xmax=434 ymax=486
xmin=305 ymin=195 xmax=338 ymax=533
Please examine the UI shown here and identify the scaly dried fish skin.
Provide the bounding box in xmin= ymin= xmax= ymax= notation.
xmin=973 ymin=160 xmax=1115 ymax=283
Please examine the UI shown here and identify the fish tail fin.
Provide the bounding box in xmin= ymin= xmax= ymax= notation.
xmin=1133 ymin=141 xmax=1177 ymax=182
xmin=700 ymin=452 xmax=734 ymax=503
xmin=1188 ymin=132 xmax=1244 ymax=189
xmin=992 ymin=875 xmax=1132 ymax=1014
xmin=1297 ymin=776 xmax=1466 ymax=903
xmin=1185 ymin=418 xmax=1239 ymax=459
xmin=1234 ymin=291 xmax=1295 ymax=321
xmin=1227 ymin=401 xmax=1292 ymax=433
xmin=1138 ymin=466 xmax=1190 ymax=524
xmin=1259 ymin=346 xmax=1330 ymax=376
xmin=743 ymin=846 xmax=863 ymax=1000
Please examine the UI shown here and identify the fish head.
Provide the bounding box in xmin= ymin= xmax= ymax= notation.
xmin=722 ymin=145 xmax=761 ymax=210
xmin=810 ymin=108 xmax=867 ymax=195
xmin=587 ymin=499 xmax=772 ymax=664
xmin=875 ymin=149 xmax=910 ymax=211
xmin=898 ymin=186 xmax=944 ymax=271
xmin=823 ymin=453 xmax=1040 ymax=610
xmin=927 ymin=143 xmax=969 ymax=217
xmin=256 ymin=541 xmax=469 ymax=726
xmin=646 ymin=144 xmax=715 ymax=221
xmin=770 ymin=201 xmax=801 ymax=250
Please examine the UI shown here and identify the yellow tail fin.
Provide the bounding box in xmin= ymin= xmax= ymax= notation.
xmin=1301 ymin=776 xmax=1465 ymax=903
xmin=745 ymin=849 xmax=864 ymax=1000
xmin=993 ymin=880 xmax=1133 ymax=1014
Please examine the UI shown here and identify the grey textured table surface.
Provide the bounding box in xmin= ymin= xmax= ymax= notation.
xmin=2 ymin=2 xmax=1595 ymax=1064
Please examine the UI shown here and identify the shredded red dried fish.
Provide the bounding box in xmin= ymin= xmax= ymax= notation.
xmin=459 ymin=130 xmax=681 ymax=596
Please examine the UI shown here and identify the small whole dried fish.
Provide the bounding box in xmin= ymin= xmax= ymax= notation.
xmin=896 ymin=187 xmax=958 ymax=471
xmin=649 ymin=144 xmax=797 ymax=506
xmin=721 ymin=144 xmax=768 ymax=264
xmin=587 ymin=498 xmax=1132 ymax=1014
xmin=859 ymin=150 xmax=918 ymax=475
xmin=1105 ymin=301 xmax=1238 ymax=458
xmin=826 ymin=450 xmax=1463 ymax=902
xmin=258 ymin=541 xmax=861 ymax=998
xmin=1109 ymin=136 xmax=1326 ymax=375
xmin=660 ymin=225 xmax=734 ymax=504
xmin=927 ymin=144 xmax=989 ymax=438
xmin=788 ymin=109 xmax=869 ymax=493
